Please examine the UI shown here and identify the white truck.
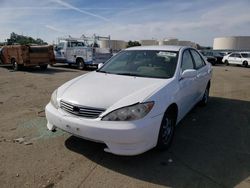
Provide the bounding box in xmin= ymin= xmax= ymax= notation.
xmin=54 ymin=35 xmax=112 ymax=69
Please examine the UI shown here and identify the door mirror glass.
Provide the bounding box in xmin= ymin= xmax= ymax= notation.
xmin=181 ymin=69 xmax=197 ymax=79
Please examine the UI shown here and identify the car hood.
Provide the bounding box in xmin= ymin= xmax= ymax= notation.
xmin=57 ymin=72 xmax=170 ymax=112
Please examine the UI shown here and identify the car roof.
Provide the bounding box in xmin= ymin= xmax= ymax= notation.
xmin=125 ymin=45 xmax=187 ymax=52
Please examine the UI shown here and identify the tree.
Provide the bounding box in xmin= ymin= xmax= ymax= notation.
xmin=7 ymin=32 xmax=48 ymax=45
xmin=126 ymin=40 xmax=141 ymax=48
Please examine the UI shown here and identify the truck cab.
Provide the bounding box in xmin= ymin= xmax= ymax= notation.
xmin=54 ymin=35 xmax=112 ymax=70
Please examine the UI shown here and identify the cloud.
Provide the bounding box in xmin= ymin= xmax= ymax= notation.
xmin=52 ymin=0 xmax=110 ymax=22
xmin=0 ymin=0 xmax=249 ymax=45
xmin=45 ymin=25 xmax=64 ymax=33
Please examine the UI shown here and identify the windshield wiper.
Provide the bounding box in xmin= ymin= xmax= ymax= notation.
xmin=96 ymin=70 xmax=111 ymax=74
xmin=115 ymin=72 xmax=143 ymax=77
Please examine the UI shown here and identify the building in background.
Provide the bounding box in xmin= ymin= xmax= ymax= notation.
xmin=213 ymin=36 xmax=250 ymax=51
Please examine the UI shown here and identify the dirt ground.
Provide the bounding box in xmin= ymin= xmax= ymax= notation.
xmin=0 ymin=64 xmax=249 ymax=188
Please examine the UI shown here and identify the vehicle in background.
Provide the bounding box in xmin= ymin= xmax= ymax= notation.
xmin=200 ymin=51 xmax=217 ymax=65
xmin=222 ymin=52 xmax=250 ymax=67
xmin=54 ymin=35 xmax=112 ymax=69
xmin=200 ymin=50 xmax=225 ymax=65
xmin=0 ymin=45 xmax=55 ymax=71
xmin=45 ymin=45 xmax=212 ymax=155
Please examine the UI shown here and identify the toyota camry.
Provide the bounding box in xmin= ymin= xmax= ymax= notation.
xmin=45 ymin=46 xmax=212 ymax=155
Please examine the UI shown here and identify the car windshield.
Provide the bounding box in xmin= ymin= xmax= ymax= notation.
xmin=97 ymin=50 xmax=178 ymax=79
xmin=241 ymin=53 xmax=250 ymax=58
xmin=57 ymin=42 xmax=65 ymax=50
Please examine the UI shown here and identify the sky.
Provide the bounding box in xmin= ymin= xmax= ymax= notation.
xmin=0 ymin=0 xmax=249 ymax=46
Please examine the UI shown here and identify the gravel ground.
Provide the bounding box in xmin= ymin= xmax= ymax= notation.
xmin=0 ymin=64 xmax=249 ymax=188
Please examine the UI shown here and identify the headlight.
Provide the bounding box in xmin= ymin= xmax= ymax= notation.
xmin=102 ymin=102 xmax=154 ymax=121
xmin=50 ymin=89 xmax=59 ymax=109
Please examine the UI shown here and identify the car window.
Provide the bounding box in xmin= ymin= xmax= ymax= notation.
xmin=229 ymin=53 xmax=235 ymax=57
xmin=181 ymin=50 xmax=194 ymax=71
xmin=190 ymin=49 xmax=205 ymax=69
xmin=241 ymin=53 xmax=250 ymax=58
xmin=235 ymin=53 xmax=241 ymax=58
xmin=208 ymin=52 xmax=213 ymax=56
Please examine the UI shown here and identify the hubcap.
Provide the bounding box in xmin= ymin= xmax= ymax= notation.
xmin=162 ymin=118 xmax=173 ymax=144
xmin=79 ymin=62 xmax=84 ymax=69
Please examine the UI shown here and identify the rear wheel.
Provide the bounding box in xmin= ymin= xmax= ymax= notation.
xmin=157 ymin=111 xmax=176 ymax=150
xmin=200 ymin=86 xmax=209 ymax=106
xmin=77 ymin=59 xmax=85 ymax=70
xmin=12 ymin=61 xmax=20 ymax=71
xmin=40 ymin=64 xmax=48 ymax=71
xmin=243 ymin=61 xmax=248 ymax=68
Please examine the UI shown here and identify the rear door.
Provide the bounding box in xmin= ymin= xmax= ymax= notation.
xmin=190 ymin=49 xmax=209 ymax=101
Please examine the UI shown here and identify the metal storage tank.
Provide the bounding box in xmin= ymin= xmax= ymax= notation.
xmin=177 ymin=41 xmax=197 ymax=48
xmin=159 ymin=39 xmax=178 ymax=46
xmin=140 ymin=40 xmax=158 ymax=46
xmin=100 ymin=40 xmax=127 ymax=51
xmin=158 ymin=39 xmax=197 ymax=48
xmin=213 ymin=36 xmax=250 ymax=50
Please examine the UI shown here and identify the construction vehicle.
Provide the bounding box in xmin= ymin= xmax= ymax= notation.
xmin=0 ymin=45 xmax=55 ymax=71
xmin=54 ymin=34 xmax=112 ymax=69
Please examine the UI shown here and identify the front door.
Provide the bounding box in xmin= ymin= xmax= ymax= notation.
xmin=178 ymin=49 xmax=198 ymax=119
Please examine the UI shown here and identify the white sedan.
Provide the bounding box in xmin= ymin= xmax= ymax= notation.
xmin=45 ymin=46 xmax=212 ymax=156
xmin=222 ymin=52 xmax=250 ymax=67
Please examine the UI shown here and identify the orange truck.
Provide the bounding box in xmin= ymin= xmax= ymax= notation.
xmin=0 ymin=45 xmax=55 ymax=71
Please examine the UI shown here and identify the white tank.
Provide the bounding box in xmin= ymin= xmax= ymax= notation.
xmin=100 ymin=40 xmax=127 ymax=50
xmin=213 ymin=36 xmax=250 ymax=50
xmin=158 ymin=39 xmax=196 ymax=48
xmin=140 ymin=40 xmax=158 ymax=46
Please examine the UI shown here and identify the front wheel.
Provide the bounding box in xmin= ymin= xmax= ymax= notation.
xmin=40 ymin=64 xmax=48 ymax=71
xmin=225 ymin=60 xmax=229 ymax=66
xmin=157 ymin=112 xmax=175 ymax=150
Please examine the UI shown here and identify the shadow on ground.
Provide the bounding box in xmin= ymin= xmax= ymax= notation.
xmin=65 ymin=97 xmax=250 ymax=188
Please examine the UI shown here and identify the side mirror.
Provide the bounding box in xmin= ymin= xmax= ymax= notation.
xmin=98 ymin=63 xmax=104 ymax=69
xmin=181 ymin=69 xmax=197 ymax=79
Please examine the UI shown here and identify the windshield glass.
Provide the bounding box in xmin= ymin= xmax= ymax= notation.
xmin=57 ymin=42 xmax=65 ymax=50
xmin=241 ymin=53 xmax=250 ymax=58
xmin=98 ymin=50 xmax=178 ymax=79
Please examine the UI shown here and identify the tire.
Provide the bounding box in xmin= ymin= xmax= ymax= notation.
xmin=225 ymin=60 xmax=229 ymax=66
xmin=40 ymin=64 xmax=48 ymax=71
xmin=77 ymin=59 xmax=85 ymax=70
xmin=157 ymin=111 xmax=176 ymax=150
xmin=200 ymin=86 xmax=209 ymax=106
xmin=243 ymin=61 xmax=248 ymax=68
xmin=12 ymin=61 xmax=20 ymax=71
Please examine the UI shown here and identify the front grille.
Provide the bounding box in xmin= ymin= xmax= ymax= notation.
xmin=60 ymin=100 xmax=105 ymax=119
